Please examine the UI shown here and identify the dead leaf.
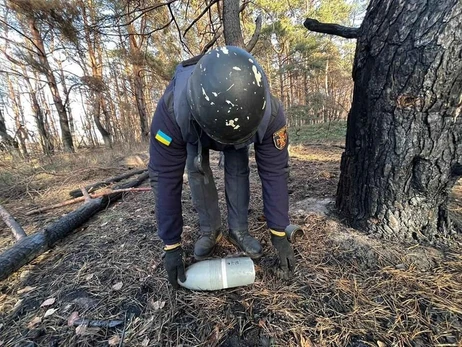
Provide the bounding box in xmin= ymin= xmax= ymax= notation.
xmin=40 ymin=298 xmax=56 ymax=307
xmin=377 ymin=342 xmax=387 ymax=347
xmin=75 ymin=324 xmax=87 ymax=335
xmin=17 ymin=286 xmax=36 ymax=294
xmin=142 ymin=338 xmax=150 ymax=346
xmin=27 ymin=316 xmax=42 ymax=329
xmin=75 ymin=324 xmax=99 ymax=336
xmin=112 ymin=282 xmax=123 ymax=291
xmin=150 ymin=300 xmax=165 ymax=311
xmin=108 ymin=335 xmax=121 ymax=346
xmin=44 ymin=308 xmax=57 ymax=317
xmin=13 ymin=299 xmax=23 ymax=311
xmin=85 ymin=274 xmax=94 ymax=281
xmin=67 ymin=312 xmax=80 ymax=326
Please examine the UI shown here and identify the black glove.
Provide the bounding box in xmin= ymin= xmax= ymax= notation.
xmin=271 ymin=231 xmax=296 ymax=279
xmin=163 ymin=245 xmax=186 ymax=289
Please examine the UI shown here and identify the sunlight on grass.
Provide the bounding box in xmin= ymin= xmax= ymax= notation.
xmin=289 ymin=144 xmax=342 ymax=162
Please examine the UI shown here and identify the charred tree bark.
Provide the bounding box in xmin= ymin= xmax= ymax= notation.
xmin=0 ymin=198 xmax=103 ymax=281
xmin=0 ymin=172 xmax=149 ymax=281
xmin=335 ymin=0 xmax=462 ymax=243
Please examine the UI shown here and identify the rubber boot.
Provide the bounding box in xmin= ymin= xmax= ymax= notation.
xmin=194 ymin=229 xmax=222 ymax=260
xmin=228 ymin=229 xmax=263 ymax=259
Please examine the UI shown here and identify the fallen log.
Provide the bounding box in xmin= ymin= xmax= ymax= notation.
xmin=26 ymin=187 xmax=152 ymax=216
xmin=68 ymin=168 xmax=147 ymax=198
xmin=0 ymin=204 xmax=27 ymax=241
xmin=0 ymin=172 xmax=149 ymax=281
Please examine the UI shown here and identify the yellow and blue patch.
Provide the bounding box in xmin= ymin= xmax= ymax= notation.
xmin=155 ymin=130 xmax=172 ymax=146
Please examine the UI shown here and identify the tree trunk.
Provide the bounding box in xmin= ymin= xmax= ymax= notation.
xmin=127 ymin=20 xmax=149 ymax=141
xmin=23 ymin=68 xmax=54 ymax=155
xmin=28 ymin=18 xmax=74 ymax=152
xmin=0 ymin=108 xmax=20 ymax=155
xmin=336 ymin=0 xmax=462 ymax=243
xmin=80 ymin=0 xmax=113 ymax=148
xmin=223 ymin=0 xmax=244 ymax=47
xmin=7 ymin=75 xmax=28 ymax=158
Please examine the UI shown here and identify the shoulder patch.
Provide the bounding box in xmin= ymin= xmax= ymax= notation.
xmin=155 ymin=130 xmax=172 ymax=146
xmin=273 ymin=126 xmax=288 ymax=150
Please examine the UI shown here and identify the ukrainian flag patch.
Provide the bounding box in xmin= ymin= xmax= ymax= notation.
xmin=155 ymin=130 xmax=172 ymax=146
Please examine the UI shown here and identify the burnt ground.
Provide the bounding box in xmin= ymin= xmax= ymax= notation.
xmin=0 ymin=144 xmax=461 ymax=347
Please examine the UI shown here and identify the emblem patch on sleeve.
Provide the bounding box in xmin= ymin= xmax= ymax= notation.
xmin=155 ymin=130 xmax=172 ymax=146
xmin=273 ymin=126 xmax=288 ymax=150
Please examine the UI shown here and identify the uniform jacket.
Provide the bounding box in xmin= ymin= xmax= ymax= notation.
xmin=149 ymin=59 xmax=290 ymax=245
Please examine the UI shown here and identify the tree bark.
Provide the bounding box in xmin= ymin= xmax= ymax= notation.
xmin=127 ymin=20 xmax=149 ymax=141
xmin=0 ymin=107 xmax=20 ymax=155
xmin=223 ymin=0 xmax=244 ymax=47
xmin=28 ymin=17 xmax=74 ymax=152
xmin=0 ymin=172 xmax=149 ymax=281
xmin=23 ymin=67 xmax=54 ymax=155
xmin=334 ymin=0 xmax=462 ymax=243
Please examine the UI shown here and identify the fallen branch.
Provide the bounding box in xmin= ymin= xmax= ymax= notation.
xmin=80 ymin=187 xmax=91 ymax=202
xmin=27 ymin=187 xmax=152 ymax=216
xmin=0 ymin=172 xmax=149 ymax=281
xmin=0 ymin=204 xmax=27 ymax=241
xmin=73 ymin=319 xmax=124 ymax=328
xmin=303 ymin=18 xmax=360 ymax=39
xmin=68 ymin=169 xmax=147 ymax=198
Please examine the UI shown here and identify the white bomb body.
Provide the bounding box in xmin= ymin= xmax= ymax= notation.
xmin=179 ymin=257 xmax=255 ymax=291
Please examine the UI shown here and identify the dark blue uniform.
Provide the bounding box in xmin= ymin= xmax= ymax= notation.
xmin=149 ymin=61 xmax=290 ymax=245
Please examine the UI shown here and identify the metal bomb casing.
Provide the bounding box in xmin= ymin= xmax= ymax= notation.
xmin=178 ymin=257 xmax=255 ymax=291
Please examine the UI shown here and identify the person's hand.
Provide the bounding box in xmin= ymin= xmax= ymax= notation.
xmin=270 ymin=230 xmax=295 ymax=279
xmin=163 ymin=244 xmax=186 ymax=289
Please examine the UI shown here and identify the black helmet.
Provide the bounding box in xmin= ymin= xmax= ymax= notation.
xmin=186 ymin=46 xmax=268 ymax=144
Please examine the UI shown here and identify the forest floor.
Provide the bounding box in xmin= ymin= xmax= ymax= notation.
xmin=0 ymin=123 xmax=461 ymax=347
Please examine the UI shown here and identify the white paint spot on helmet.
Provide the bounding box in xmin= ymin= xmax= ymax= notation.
xmin=212 ymin=92 xmax=218 ymax=97
xmin=262 ymin=99 xmax=266 ymax=110
xmin=248 ymin=58 xmax=254 ymax=63
xmin=221 ymin=47 xmax=229 ymax=54
xmin=233 ymin=66 xmax=241 ymax=71
xmin=217 ymin=53 xmax=220 ymax=58
xmin=225 ymin=118 xmax=240 ymax=130
xmin=225 ymin=84 xmax=235 ymax=92
xmin=202 ymin=87 xmax=210 ymax=101
xmin=226 ymin=100 xmax=235 ymax=107
xmin=247 ymin=116 xmax=250 ymax=120
xmin=252 ymin=65 xmax=262 ymax=87
xmin=211 ymin=102 xmax=215 ymax=105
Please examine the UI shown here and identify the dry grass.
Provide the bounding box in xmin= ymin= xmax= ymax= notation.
xmin=0 ymin=144 xmax=461 ymax=347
